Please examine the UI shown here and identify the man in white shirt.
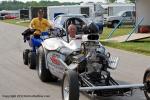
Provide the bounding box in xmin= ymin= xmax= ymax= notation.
xmin=68 ymin=24 xmax=77 ymax=39
xmin=67 ymin=24 xmax=82 ymax=50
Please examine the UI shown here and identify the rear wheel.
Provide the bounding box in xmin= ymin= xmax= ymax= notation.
xmin=143 ymin=68 xmax=150 ymax=100
xmin=28 ymin=52 xmax=36 ymax=69
xmin=62 ymin=70 xmax=79 ymax=100
xmin=23 ymin=49 xmax=30 ymax=65
xmin=37 ymin=47 xmax=57 ymax=82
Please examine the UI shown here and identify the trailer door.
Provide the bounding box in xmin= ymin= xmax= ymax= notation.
xmin=20 ymin=9 xmax=29 ymax=19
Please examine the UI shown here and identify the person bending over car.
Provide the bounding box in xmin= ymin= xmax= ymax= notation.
xmin=29 ymin=9 xmax=54 ymax=51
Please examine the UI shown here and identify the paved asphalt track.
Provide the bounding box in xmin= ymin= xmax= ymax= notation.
xmin=0 ymin=21 xmax=150 ymax=100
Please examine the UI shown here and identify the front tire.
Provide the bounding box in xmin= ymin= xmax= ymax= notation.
xmin=37 ymin=47 xmax=57 ymax=82
xmin=62 ymin=70 xmax=79 ymax=100
xmin=143 ymin=67 xmax=150 ymax=100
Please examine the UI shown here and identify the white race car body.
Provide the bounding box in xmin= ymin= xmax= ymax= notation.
xmin=41 ymin=37 xmax=82 ymax=79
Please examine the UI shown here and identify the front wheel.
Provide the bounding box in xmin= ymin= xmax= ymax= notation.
xmin=62 ymin=70 xmax=79 ymax=100
xmin=143 ymin=67 xmax=150 ymax=100
xmin=37 ymin=47 xmax=57 ymax=82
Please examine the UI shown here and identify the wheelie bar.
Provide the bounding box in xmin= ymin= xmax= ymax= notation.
xmin=80 ymin=84 xmax=145 ymax=91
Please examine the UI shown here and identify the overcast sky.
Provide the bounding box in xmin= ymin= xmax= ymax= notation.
xmin=4 ymin=0 xmax=125 ymax=3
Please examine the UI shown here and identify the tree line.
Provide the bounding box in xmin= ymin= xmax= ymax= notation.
xmin=0 ymin=1 xmax=79 ymax=10
xmin=0 ymin=0 xmax=135 ymax=10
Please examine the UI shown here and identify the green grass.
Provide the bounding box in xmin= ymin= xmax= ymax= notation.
xmin=100 ymin=26 xmax=133 ymax=39
xmin=100 ymin=26 xmax=150 ymax=56
xmin=1 ymin=19 xmax=150 ymax=56
xmin=1 ymin=19 xmax=29 ymax=27
xmin=101 ymin=38 xmax=150 ymax=56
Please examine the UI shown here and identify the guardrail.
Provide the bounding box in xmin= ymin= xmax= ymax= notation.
xmin=107 ymin=17 xmax=125 ymax=39
xmin=125 ymin=17 xmax=144 ymax=41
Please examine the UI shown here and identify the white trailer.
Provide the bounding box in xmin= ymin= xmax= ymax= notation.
xmin=102 ymin=3 xmax=135 ymax=16
xmin=80 ymin=2 xmax=105 ymax=23
xmin=47 ymin=4 xmax=104 ymax=24
xmin=47 ymin=5 xmax=94 ymax=20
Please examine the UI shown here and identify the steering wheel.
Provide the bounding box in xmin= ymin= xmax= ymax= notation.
xmin=48 ymin=27 xmax=66 ymax=37
xmin=48 ymin=27 xmax=68 ymax=42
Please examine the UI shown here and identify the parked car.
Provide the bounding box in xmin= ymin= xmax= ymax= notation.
xmin=104 ymin=10 xmax=135 ymax=28
xmin=5 ymin=15 xmax=17 ymax=19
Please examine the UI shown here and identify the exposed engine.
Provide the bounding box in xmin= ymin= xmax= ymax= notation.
xmin=81 ymin=40 xmax=109 ymax=73
xmin=64 ymin=34 xmax=111 ymax=74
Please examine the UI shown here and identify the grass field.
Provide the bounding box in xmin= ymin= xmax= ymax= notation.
xmin=1 ymin=19 xmax=30 ymax=27
xmin=100 ymin=26 xmax=150 ymax=56
xmin=1 ymin=19 xmax=150 ymax=56
xmin=100 ymin=26 xmax=133 ymax=39
xmin=101 ymin=38 xmax=150 ymax=56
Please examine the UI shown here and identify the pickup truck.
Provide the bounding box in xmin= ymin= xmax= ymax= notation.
xmin=104 ymin=10 xmax=135 ymax=28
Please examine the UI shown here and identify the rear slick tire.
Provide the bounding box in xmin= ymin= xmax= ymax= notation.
xmin=62 ymin=70 xmax=79 ymax=100
xmin=143 ymin=67 xmax=150 ymax=100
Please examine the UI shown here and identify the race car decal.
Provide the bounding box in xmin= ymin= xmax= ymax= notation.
xmin=46 ymin=51 xmax=66 ymax=79
xmin=50 ymin=55 xmax=60 ymax=65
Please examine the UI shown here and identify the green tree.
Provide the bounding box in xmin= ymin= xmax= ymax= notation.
xmin=0 ymin=0 xmax=79 ymax=10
